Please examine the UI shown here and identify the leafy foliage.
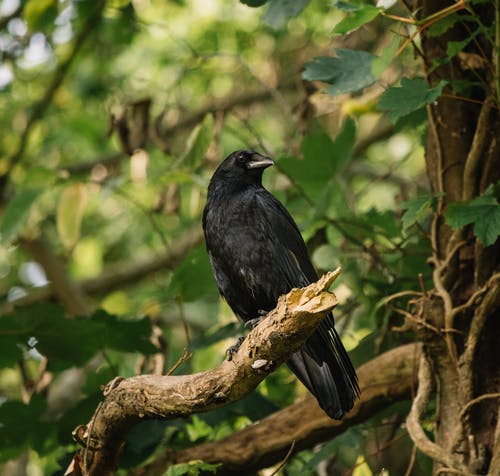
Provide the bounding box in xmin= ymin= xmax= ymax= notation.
xmin=377 ymin=78 xmax=447 ymax=123
xmin=0 ymin=303 xmax=157 ymax=370
xmin=401 ymin=193 xmax=443 ymax=231
xmin=445 ymin=187 xmax=500 ymax=246
xmin=302 ymin=49 xmax=377 ymax=96
xmin=165 ymin=461 xmax=221 ymax=476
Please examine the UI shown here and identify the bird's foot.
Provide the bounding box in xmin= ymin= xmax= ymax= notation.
xmin=244 ymin=310 xmax=268 ymax=329
xmin=226 ymin=336 xmax=245 ymax=361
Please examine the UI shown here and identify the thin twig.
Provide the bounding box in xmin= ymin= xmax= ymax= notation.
xmin=166 ymin=348 xmax=192 ymax=376
xmin=269 ymin=440 xmax=296 ymax=476
xmin=404 ymin=444 xmax=417 ymax=476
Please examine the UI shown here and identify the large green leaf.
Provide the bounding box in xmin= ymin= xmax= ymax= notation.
xmin=302 ymin=49 xmax=376 ymax=96
xmin=377 ymin=78 xmax=446 ymax=123
xmin=445 ymin=190 xmax=500 ymax=246
xmin=278 ymin=118 xmax=356 ymax=200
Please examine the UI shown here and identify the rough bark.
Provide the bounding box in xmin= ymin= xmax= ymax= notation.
xmin=68 ymin=271 xmax=343 ymax=475
xmin=411 ymin=0 xmax=500 ymax=473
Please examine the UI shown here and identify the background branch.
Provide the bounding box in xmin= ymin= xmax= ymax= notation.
xmin=128 ymin=343 xmax=421 ymax=476
xmin=1 ymin=225 xmax=204 ymax=313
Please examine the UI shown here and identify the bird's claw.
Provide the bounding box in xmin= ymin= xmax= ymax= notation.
xmin=244 ymin=310 xmax=268 ymax=329
xmin=226 ymin=336 xmax=245 ymax=361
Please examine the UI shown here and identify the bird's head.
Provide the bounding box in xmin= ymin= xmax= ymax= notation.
xmin=212 ymin=150 xmax=274 ymax=186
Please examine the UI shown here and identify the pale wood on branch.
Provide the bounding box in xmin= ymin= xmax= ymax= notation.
xmin=70 ymin=270 xmax=342 ymax=476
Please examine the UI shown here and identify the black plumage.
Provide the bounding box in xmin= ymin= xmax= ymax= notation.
xmin=202 ymin=150 xmax=359 ymax=419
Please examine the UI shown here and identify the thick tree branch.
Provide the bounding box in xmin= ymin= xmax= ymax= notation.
xmin=69 ymin=270 xmax=342 ymax=476
xmin=128 ymin=343 xmax=421 ymax=476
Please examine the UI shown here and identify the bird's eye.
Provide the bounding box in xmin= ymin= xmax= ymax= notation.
xmin=236 ymin=153 xmax=246 ymax=165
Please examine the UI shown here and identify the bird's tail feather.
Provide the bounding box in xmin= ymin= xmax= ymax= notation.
xmin=287 ymin=316 xmax=359 ymax=419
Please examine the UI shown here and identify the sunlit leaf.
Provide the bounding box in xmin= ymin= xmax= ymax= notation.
xmin=0 ymin=188 xmax=42 ymax=242
xmin=57 ymin=182 xmax=88 ymax=250
xmin=377 ymin=78 xmax=446 ymax=123
xmin=303 ymin=49 xmax=376 ymax=96
xmin=182 ymin=114 xmax=214 ymax=168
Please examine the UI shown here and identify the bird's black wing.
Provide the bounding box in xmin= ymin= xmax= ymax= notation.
xmin=256 ymin=189 xmax=360 ymax=418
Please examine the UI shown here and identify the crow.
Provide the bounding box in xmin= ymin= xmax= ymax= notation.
xmin=202 ymin=150 xmax=359 ymax=419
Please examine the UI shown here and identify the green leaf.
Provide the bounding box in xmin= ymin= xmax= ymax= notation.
xmin=165 ymin=461 xmax=220 ymax=476
xmin=426 ymin=12 xmax=461 ymax=37
xmin=182 ymin=114 xmax=214 ymax=168
xmin=444 ymin=190 xmax=500 ymax=246
xmin=446 ymin=29 xmax=480 ymax=59
xmin=303 ymin=49 xmax=376 ymax=96
xmin=57 ymin=182 xmax=88 ymax=250
xmin=278 ymin=118 xmax=356 ymax=200
xmin=88 ymin=310 xmax=158 ymax=355
xmin=0 ymin=188 xmax=42 ymax=242
xmin=263 ymin=0 xmax=310 ymax=28
xmin=377 ymin=78 xmax=446 ymax=123
xmin=332 ymin=5 xmax=380 ymax=35
xmin=401 ymin=194 xmax=443 ymax=231
xmin=169 ymin=245 xmax=217 ymax=301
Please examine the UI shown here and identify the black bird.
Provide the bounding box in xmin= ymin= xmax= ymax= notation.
xmin=202 ymin=150 xmax=359 ymax=419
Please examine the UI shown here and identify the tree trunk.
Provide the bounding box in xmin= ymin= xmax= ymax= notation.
xmin=414 ymin=0 xmax=500 ymax=473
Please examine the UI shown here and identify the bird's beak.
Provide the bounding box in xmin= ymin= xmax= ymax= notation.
xmin=246 ymin=153 xmax=274 ymax=170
